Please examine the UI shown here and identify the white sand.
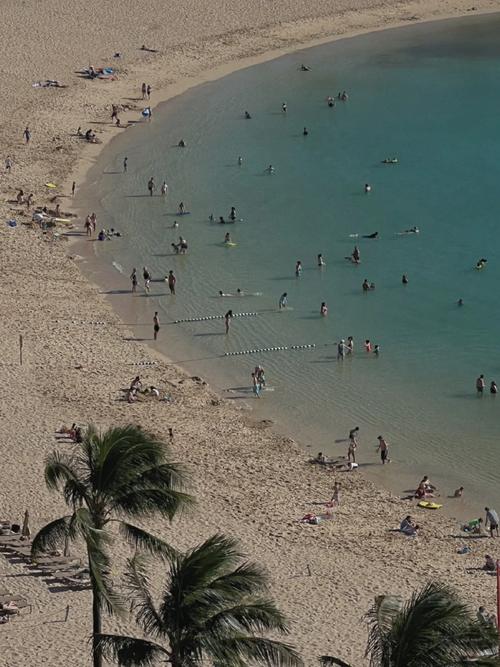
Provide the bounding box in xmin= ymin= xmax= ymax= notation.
xmin=0 ymin=1 xmax=498 ymax=664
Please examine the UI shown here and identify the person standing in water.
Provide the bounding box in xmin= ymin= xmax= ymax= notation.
xmin=402 ymin=274 xmax=408 ymax=284
xmin=377 ymin=436 xmax=389 ymax=464
xmin=143 ymin=266 xmax=151 ymax=293
xmin=295 ymin=260 xmax=302 ymax=277
xmin=161 ymin=181 xmax=168 ymax=196
xmin=167 ymin=270 xmax=176 ymax=295
xmin=317 ymin=253 xmax=325 ymax=267
xmin=123 ymin=157 xmax=128 ymax=173
xmin=303 ymin=127 xmax=309 ymax=136
xmin=476 ymin=374 xmax=485 ymax=395
xmin=225 ymin=310 xmax=233 ymax=334
xmin=238 ymin=156 xmax=243 ymax=165
xmin=147 ymin=177 xmax=155 ymax=196
xmin=320 ymin=302 xmax=328 ymax=316
xmin=490 ymin=381 xmax=497 ymax=394
xmin=279 ymin=292 xmax=288 ymax=310
xmin=337 ymin=339 xmax=346 ymax=360
xmin=282 ymin=102 xmax=287 ymax=113
xmin=347 ymin=336 xmax=354 ymax=354
xmin=229 ymin=206 xmax=236 ymax=221
xmin=153 ymin=311 xmax=160 ymax=340
xmin=130 ymin=267 xmax=138 ymax=293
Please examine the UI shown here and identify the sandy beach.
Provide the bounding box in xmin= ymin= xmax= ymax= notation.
xmin=1 ymin=1 xmax=499 ymax=665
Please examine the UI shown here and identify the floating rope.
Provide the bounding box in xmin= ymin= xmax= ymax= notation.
xmin=224 ymin=343 xmax=316 ymax=357
xmin=71 ymin=320 xmax=106 ymax=325
xmin=174 ymin=312 xmax=258 ymax=324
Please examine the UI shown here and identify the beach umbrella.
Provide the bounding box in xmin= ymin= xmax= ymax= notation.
xmin=21 ymin=510 xmax=30 ymax=538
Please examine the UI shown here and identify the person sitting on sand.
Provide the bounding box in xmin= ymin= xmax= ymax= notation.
xmin=462 ymin=517 xmax=483 ymax=534
xmin=130 ymin=376 xmax=142 ymax=392
xmin=400 ymin=515 xmax=418 ymax=536
xmin=484 ymin=554 xmax=496 ymax=571
xmin=454 ymin=486 xmax=464 ymax=497
xmin=334 ymin=461 xmax=359 ymax=472
xmin=314 ymin=452 xmax=327 ymax=464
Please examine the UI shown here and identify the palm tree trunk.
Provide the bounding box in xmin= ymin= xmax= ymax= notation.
xmin=90 ymin=568 xmax=102 ymax=667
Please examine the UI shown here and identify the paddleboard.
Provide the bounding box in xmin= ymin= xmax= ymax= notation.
xmin=223 ymin=242 xmax=238 ymax=247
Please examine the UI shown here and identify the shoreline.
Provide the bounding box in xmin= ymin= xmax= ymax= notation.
xmin=69 ymin=8 xmax=496 ymax=525
xmin=2 ymin=3 xmax=499 ymax=665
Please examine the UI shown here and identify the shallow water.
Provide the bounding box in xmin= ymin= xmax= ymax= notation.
xmin=78 ymin=13 xmax=500 ymax=518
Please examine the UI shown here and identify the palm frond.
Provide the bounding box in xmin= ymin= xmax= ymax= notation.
xmin=97 ymin=633 xmax=167 ymax=667
xmin=319 ymin=657 xmax=352 ymax=667
xmin=206 ymin=599 xmax=291 ymax=635
xmin=44 ymin=451 xmax=86 ymax=499
xmin=210 ymin=635 xmax=304 ymax=667
xmin=123 ymin=554 xmax=164 ymax=638
xmin=31 ymin=515 xmax=72 ymax=557
xmin=119 ymin=522 xmax=178 ymax=560
xmin=365 ymin=593 xmax=403 ymax=666
xmin=112 ymin=487 xmax=193 ymax=521
xmin=86 ymin=524 xmax=124 ymax=618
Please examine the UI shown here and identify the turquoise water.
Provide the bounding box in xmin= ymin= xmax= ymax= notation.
xmin=79 ymin=14 xmax=500 ymax=515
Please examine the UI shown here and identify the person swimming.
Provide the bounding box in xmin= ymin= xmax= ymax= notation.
xmin=282 ymin=102 xmax=287 ymax=113
xmin=363 ymin=232 xmax=379 ymax=239
xmin=400 ymin=226 xmax=419 ymax=234
xmin=238 ymin=156 xmax=243 ymax=165
xmin=178 ymin=139 xmax=186 ymax=147
xmin=265 ymin=165 xmax=275 ymax=174
xmin=303 ymin=127 xmax=309 ymax=136
xmin=244 ymin=111 xmax=251 ymax=119
xmin=458 ymin=298 xmax=464 ymax=306
xmin=299 ymin=64 xmax=311 ymax=71
xmin=364 ymin=183 xmax=372 ymax=193
xmin=476 ymin=258 xmax=487 ymax=270
xmin=382 ymin=158 xmax=398 ymax=164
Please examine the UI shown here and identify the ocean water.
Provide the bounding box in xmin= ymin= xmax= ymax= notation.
xmin=78 ymin=14 xmax=500 ymax=517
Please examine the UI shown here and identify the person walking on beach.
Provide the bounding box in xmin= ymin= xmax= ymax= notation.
xmin=252 ymin=371 xmax=261 ymax=398
xmin=225 ymin=310 xmax=233 ymax=334
xmin=143 ymin=266 xmax=151 ymax=293
xmin=167 ymin=270 xmax=176 ymax=295
xmin=330 ymin=481 xmax=341 ymax=506
xmin=147 ymin=177 xmax=155 ymax=196
xmin=23 ymin=126 xmax=31 ymax=144
xmin=130 ymin=267 xmax=138 ymax=293
xmin=153 ymin=311 xmax=160 ymax=340
xmin=485 ymin=507 xmax=499 ymax=537
xmin=141 ymin=82 xmax=147 ymax=99
xmin=123 ymin=157 xmax=128 ymax=173
xmin=476 ymin=374 xmax=485 ymax=395
xmin=377 ymin=435 xmax=389 ymax=464
xmin=5 ymin=156 xmax=12 ymax=173
xmin=347 ymin=438 xmax=357 ymax=464
xmin=71 ymin=181 xmax=76 ymax=196
xmin=147 ymin=84 xmax=152 ymax=99
xmin=278 ymin=292 xmax=288 ymax=310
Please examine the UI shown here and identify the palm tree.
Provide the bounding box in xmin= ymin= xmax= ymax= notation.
xmin=32 ymin=424 xmax=192 ymax=667
xmin=320 ymin=582 xmax=500 ymax=667
xmin=98 ymin=533 xmax=304 ymax=666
